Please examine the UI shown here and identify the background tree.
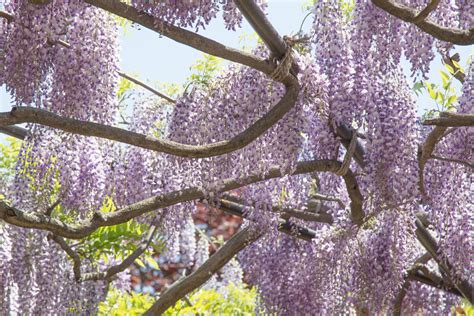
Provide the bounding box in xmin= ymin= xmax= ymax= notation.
xmin=0 ymin=0 xmax=473 ymax=314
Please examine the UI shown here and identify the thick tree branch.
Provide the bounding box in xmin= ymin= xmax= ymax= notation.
xmin=0 ymin=125 xmax=27 ymax=139
xmin=423 ymin=112 xmax=474 ymax=127
xmin=0 ymin=159 xmax=363 ymax=239
xmin=0 ymin=82 xmax=299 ymax=158
xmin=310 ymin=193 xmax=345 ymax=210
xmin=415 ymin=219 xmax=473 ymax=302
xmin=144 ymin=226 xmax=262 ymax=315
xmin=371 ymin=0 xmax=474 ymax=45
xmin=82 ymin=0 xmax=288 ymax=83
xmin=50 ymin=225 xmax=157 ymax=282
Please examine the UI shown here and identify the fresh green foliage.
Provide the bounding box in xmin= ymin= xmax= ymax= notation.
xmin=74 ymin=197 xmax=164 ymax=266
xmin=164 ymin=283 xmax=257 ymax=315
xmin=99 ymin=284 xmax=258 ymax=316
xmin=99 ymin=289 xmax=155 ymax=316
xmin=414 ymin=62 xmax=464 ymax=118
xmin=187 ymin=54 xmax=223 ymax=88
xmin=0 ymin=137 xmax=21 ymax=181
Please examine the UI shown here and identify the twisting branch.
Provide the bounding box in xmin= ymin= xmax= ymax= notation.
xmin=1 ymin=8 xmax=301 ymax=160
xmin=423 ymin=112 xmax=474 ymax=127
xmin=144 ymin=226 xmax=262 ymax=315
xmin=409 ymin=270 xmax=462 ymax=296
xmin=0 ymin=81 xmax=298 ymax=158
xmin=50 ymin=225 xmax=158 ymax=282
xmin=371 ymin=0 xmax=474 ymax=45
xmin=415 ymin=218 xmax=473 ymax=302
xmin=419 ymin=112 xmax=472 ymax=196
xmin=0 ymin=159 xmax=363 ymax=239
xmin=82 ymin=0 xmax=286 ymax=82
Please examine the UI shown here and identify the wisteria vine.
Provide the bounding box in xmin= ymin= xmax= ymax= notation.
xmin=0 ymin=0 xmax=472 ymax=314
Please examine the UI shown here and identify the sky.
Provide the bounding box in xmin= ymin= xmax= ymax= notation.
xmin=0 ymin=0 xmax=472 ymax=143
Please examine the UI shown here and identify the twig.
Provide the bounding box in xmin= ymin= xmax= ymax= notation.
xmin=443 ymin=54 xmax=465 ymax=83
xmin=50 ymin=225 xmax=158 ymax=282
xmin=117 ymin=71 xmax=176 ymax=103
xmin=45 ymin=198 xmax=61 ymax=216
xmin=144 ymin=226 xmax=262 ymax=315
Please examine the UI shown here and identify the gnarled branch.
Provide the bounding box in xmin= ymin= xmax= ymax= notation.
xmin=0 ymin=81 xmax=298 ymax=158
xmin=233 ymin=0 xmax=367 ymax=169
xmin=0 ymin=159 xmax=364 ymax=239
xmin=371 ymin=0 xmax=474 ymax=45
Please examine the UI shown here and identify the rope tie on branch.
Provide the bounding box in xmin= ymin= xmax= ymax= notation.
xmin=336 ymin=130 xmax=358 ymax=176
xmin=269 ymin=36 xmax=298 ymax=81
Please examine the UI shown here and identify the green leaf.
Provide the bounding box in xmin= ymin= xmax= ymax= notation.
xmin=144 ymin=256 xmax=160 ymax=270
xmin=135 ymin=258 xmax=145 ymax=268
xmin=447 ymin=95 xmax=457 ymax=106
xmin=451 ymin=59 xmax=462 ymax=71
xmin=444 ymin=63 xmax=455 ymax=74
xmin=426 ymin=83 xmax=437 ymax=99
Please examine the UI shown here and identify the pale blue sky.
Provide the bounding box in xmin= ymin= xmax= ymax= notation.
xmin=0 ymin=0 xmax=472 ymax=143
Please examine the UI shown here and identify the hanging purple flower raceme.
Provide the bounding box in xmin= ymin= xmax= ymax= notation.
xmin=130 ymin=0 xmax=267 ymax=31
xmin=9 ymin=0 xmax=120 ymax=215
xmin=0 ymin=0 xmax=78 ymax=104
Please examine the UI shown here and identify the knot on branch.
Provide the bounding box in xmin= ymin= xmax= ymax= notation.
xmin=269 ymin=35 xmax=305 ymax=82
